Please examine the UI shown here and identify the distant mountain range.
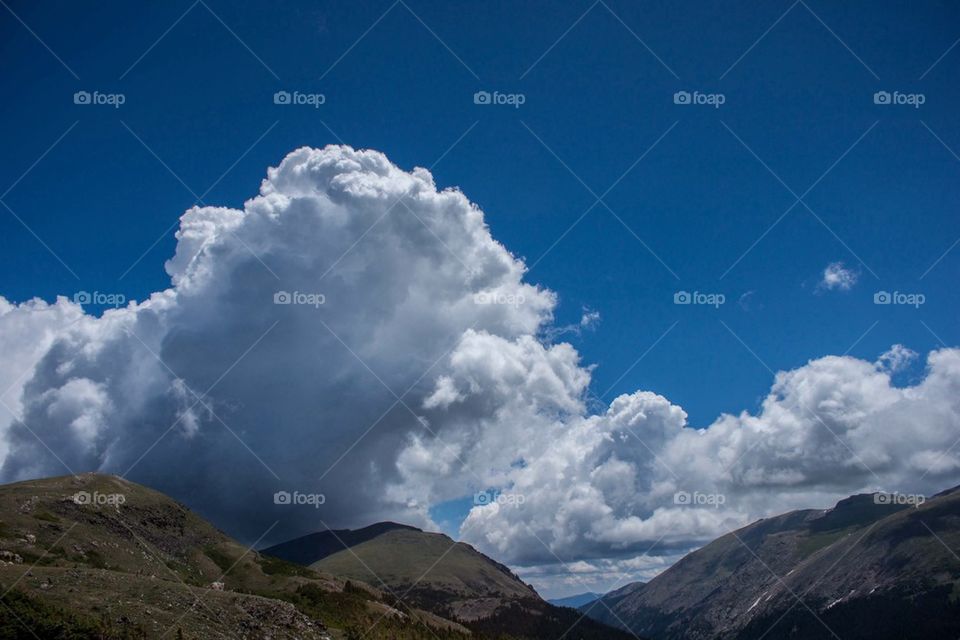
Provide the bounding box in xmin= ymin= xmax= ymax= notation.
xmin=548 ymin=591 xmax=603 ymax=608
xmin=583 ymin=487 xmax=960 ymax=639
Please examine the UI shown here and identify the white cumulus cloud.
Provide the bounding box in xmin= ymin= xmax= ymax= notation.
xmin=437 ymin=348 xmax=960 ymax=576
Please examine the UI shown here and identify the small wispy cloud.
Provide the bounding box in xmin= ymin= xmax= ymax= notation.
xmin=579 ymin=309 xmax=600 ymax=330
xmin=876 ymin=344 xmax=918 ymax=374
xmin=542 ymin=307 xmax=601 ymax=342
xmin=818 ymin=261 xmax=859 ymax=292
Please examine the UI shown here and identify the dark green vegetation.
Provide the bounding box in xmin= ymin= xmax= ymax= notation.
xmin=583 ymin=488 xmax=960 ymax=640
xmin=0 ymin=588 xmax=148 ymax=639
xmin=265 ymin=523 xmax=638 ymax=640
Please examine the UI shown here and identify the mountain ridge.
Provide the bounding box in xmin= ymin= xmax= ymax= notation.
xmin=262 ymin=521 xmax=421 ymax=566
xmin=583 ymin=486 xmax=960 ymax=640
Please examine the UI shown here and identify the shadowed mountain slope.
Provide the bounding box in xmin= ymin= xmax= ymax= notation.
xmin=584 ymin=487 xmax=960 ymax=640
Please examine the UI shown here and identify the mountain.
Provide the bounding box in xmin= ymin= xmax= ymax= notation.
xmin=0 ymin=473 xmax=472 ymax=639
xmin=264 ymin=524 xmax=638 ymax=640
xmin=263 ymin=521 xmax=537 ymax=616
xmin=584 ymin=487 xmax=960 ymax=640
xmin=548 ymin=591 xmax=603 ymax=608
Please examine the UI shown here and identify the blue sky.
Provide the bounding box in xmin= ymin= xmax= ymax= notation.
xmin=4 ymin=0 xmax=957 ymax=427
xmin=2 ymin=1 xmax=959 ymax=565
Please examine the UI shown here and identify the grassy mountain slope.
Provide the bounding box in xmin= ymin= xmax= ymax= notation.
xmin=585 ymin=487 xmax=960 ymax=640
xmin=0 ymin=473 xmax=468 ymax=639
xmin=264 ymin=524 xmax=639 ymax=640
xmin=320 ymin=528 xmax=533 ymax=602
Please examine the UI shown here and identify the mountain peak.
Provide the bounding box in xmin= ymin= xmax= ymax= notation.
xmin=808 ymin=491 xmax=912 ymax=533
xmin=261 ymin=521 xmax=426 ymax=567
xmin=358 ymin=520 xmax=423 ymax=535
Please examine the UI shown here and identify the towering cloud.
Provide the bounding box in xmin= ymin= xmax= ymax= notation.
xmin=1 ymin=146 xmax=959 ymax=593
xmin=1 ymin=146 xmax=556 ymax=537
